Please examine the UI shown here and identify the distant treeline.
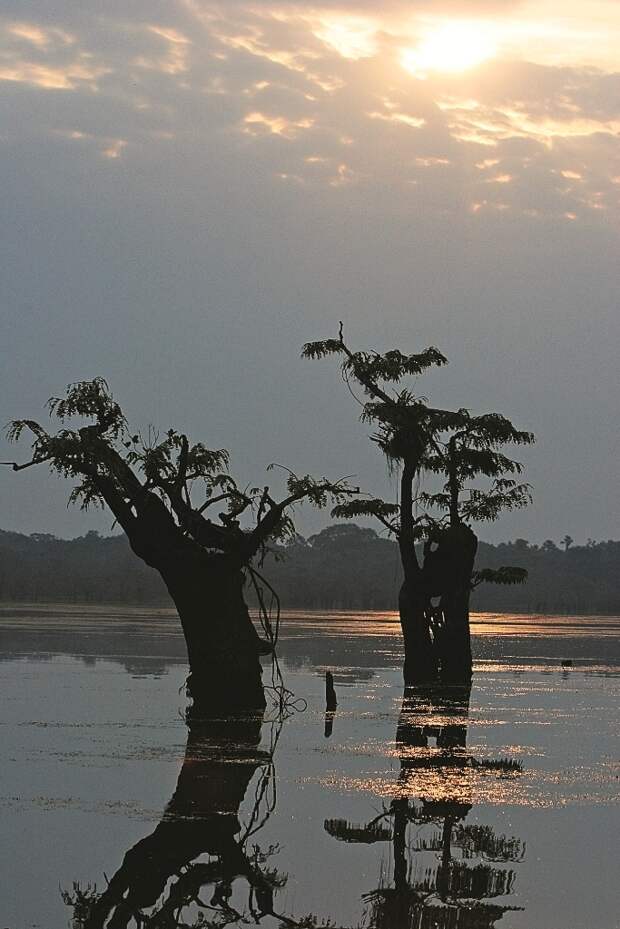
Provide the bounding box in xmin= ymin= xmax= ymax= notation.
xmin=1 ymin=524 xmax=618 ymax=614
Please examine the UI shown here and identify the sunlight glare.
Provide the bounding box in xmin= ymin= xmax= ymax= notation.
xmin=313 ymin=15 xmax=378 ymax=59
xmin=402 ymin=21 xmax=497 ymax=76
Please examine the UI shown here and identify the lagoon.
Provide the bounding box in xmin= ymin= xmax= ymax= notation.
xmin=1 ymin=607 xmax=618 ymax=928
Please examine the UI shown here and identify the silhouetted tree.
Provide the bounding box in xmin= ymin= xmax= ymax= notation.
xmin=417 ymin=410 xmax=534 ymax=681
xmin=5 ymin=378 xmax=356 ymax=715
xmin=304 ymin=328 xmax=533 ymax=685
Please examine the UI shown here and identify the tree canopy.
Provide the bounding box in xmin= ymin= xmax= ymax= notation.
xmin=304 ymin=327 xmax=534 ymax=591
xmin=5 ymin=377 xmax=358 ymax=569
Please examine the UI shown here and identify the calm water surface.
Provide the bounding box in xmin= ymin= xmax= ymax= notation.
xmin=1 ymin=606 xmax=618 ymax=928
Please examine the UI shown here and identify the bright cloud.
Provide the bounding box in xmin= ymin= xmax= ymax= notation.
xmin=242 ymin=110 xmax=315 ymax=136
xmin=401 ymin=21 xmax=499 ymax=76
xmin=0 ymin=58 xmax=106 ymax=90
xmin=0 ymin=3 xmax=619 ymax=218
xmin=1 ymin=2 xmax=619 ymax=547
xmin=311 ymin=14 xmax=379 ymax=59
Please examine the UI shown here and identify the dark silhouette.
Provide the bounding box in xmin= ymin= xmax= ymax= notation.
xmin=63 ymin=693 xmax=526 ymax=928
xmin=416 ymin=412 xmax=533 ymax=683
xmin=325 ymin=688 xmax=525 ymax=928
xmin=324 ymin=670 xmax=338 ymax=737
xmin=304 ymin=328 xmax=533 ymax=686
xmin=325 ymin=670 xmax=337 ymax=710
xmin=4 ymin=379 xmax=356 ymax=715
xmin=63 ymin=712 xmax=293 ymax=928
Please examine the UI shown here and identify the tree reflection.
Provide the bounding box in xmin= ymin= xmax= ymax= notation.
xmin=325 ymin=687 xmax=525 ymax=929
xmin=64 ymin=713 xmax=293 ymax=928
xmin=64 ymin=691 xmax=526 ymax=928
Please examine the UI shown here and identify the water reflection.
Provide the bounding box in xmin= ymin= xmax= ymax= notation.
xmin=63 ymin=691 xmax=525 ymax=929
xmin=65 ymin=714 xmax=290 ymax=928
xmin=2 ymin=608 xmax=617 ymax=682
xmin=325 ymin=688 xmax=525 ymax=928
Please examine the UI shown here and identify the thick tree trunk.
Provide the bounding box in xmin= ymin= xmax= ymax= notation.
xmin=158 ymin=551 xmax=267 ymax=717
xmin=399 ymin=579 xmax=437 ymax=687
xmin=436 ymin=525 xmax=478 ymax=685
xmin=115 ymin=492 xmax=267 ymax=717
xmin=438 ymin=586 xmax=474 ymax=684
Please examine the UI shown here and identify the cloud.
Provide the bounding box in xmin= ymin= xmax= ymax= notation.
xmin=133 ymin=26 xmax=191 ymax=75
xmin=0 ymin=58 xmax=108 ymax=90
xmin=0 ymin=1 xmax=619 ymax=223
xmin=1 ymin=1 xmax=619 ymax=548
xmin=7 ymin=21 xmax=74 ymax=48
xmin=242 ymin=110 xmax=315 ymax=136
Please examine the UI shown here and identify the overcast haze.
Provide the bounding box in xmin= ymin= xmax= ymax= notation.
xmin=1 ymin=0 xmax=618 ymax=544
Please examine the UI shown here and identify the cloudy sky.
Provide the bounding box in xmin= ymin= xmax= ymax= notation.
xmin=1 ymin=0 xmax=618 ymax=544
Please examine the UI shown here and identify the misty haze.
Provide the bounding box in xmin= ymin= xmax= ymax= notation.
xmin=0 ymin=2 xmax=618 ymax=928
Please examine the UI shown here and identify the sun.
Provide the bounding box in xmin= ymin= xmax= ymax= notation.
xmin=401 ymin=21 xmax=498 ymax=76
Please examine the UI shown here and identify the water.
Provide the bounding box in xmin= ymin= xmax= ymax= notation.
xmin=1 ymin=606 xmax=618 ymax=928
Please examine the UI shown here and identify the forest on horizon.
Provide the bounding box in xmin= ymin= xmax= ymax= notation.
xmin=1 ymin=523 xmax=618 ymax=615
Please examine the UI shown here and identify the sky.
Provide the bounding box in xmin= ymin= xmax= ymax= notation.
xmin=1 ymin=0 xmax=619 ymax=545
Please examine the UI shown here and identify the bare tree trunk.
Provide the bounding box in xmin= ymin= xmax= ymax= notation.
xmin=159 ymin=552 xmax=267 ymax=716
xmin=111 ymin=493 xmax=267 ymax=717
xmin=438 ymin=586 xmax=474 ymax=684
xmin=436 ymin=525 xmax=478 ymax=685
xmin=398 ymin=458 xmax=439 ymax=688
xmin=399 ymin=580 xmax=437 ymax=687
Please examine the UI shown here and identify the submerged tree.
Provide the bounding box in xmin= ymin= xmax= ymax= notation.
xmin=5 ymin=378 xmax=356 ymax=715
xmin=416 ymin=410 xmax=534 ymax=682
xmin=303 ymin=328 xmax=533 ymax=685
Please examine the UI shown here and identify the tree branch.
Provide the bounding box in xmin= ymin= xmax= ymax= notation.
xmin=244 ymin=480 xmax=359 ymax=559
xmin=337 ymin=325 xmax=395 ymax=407
xmin=89 ymin=473 xmax=138 ymax=537
xmin=1 ymin=456 xmax=52 ymax=471
xmin=197 ymin=491 xmax=240 ymax=514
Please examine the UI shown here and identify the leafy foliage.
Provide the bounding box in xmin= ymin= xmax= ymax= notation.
xmin=331 ymin=497 xmax=400 ymax=527
xmin=47 ymin=377 xmax=126 ymax=437
xmin=461 ymin=482 xmax=532 ymax=523
xmin=338 ymin=347 xmax=447 ymax=385
xmin=284 ymin=471 xmax=355 ymax=510
xmin=471 ymin=566 xmax=528 ymax=588
xmin=420 ymin=480 xmax=532 ymax=524
xmin=420 ymin=411 xmax=535 ymax=528
xmin=300 ymin=339 xmax=345 ymax=360
xmin=125 ymin=430 xmax=231 ymax=499
xmin=305 ymin=329 xmax=534 ymax=632
xmin=303 ymin=331 xmax=450 ymax=471
xmin=6 ymin=379 xmax=358 ymax=564
xmin=304 ymin=329 xmax=533 ymax=545
xmin=364 ymin=397 xmax=449 ymax=468
xmin=302 ymin=340 xmax=447 ymax=385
